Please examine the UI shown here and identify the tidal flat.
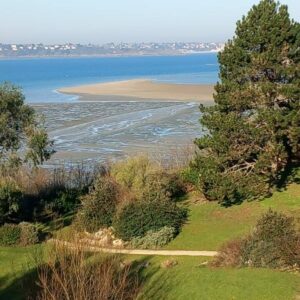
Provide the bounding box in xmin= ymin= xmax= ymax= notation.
xmin=34 ymin=100 xmax=204 ymax=165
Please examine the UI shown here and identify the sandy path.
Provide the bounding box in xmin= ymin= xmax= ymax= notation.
xmin=49 ymin=239 xmax=217 ymax=257
xmin=59 ymin=79 xmax=214 ymax=102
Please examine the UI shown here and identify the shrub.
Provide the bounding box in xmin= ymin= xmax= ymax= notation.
xmin=52 ymin=188 xmax=81 ymax=214
xmin=113 ymin=200 xmax=187 ymax=241
xmin=19 ymin=222 xmax=40 ymax=246
xmin=211 ymin=239 xmax=243 ymax=267
xmin=111 ymin=156 xmax=186 ymax=202
xmin=181 ymin=167 xmax=199 ymax=187
xmin=213 ymin=210 xmax=300 ymax=269
xmin=241 ymin=210 xmax=300 ymax=268
xmin=76 ymin=176 xmax=119 ymax=232
xmin=131 ymin=226 xmax=176 ymax=249
xmin=111 ymin=156 xmax=159 ymax=197
xmin=141 ymin=172 xmax=185 ymax=202
xmin=0 ymin=223 xmax=21 ymax=246
xmin=0 ymin=178 xmax=23 ymax=224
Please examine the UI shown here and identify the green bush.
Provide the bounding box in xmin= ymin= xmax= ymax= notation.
xmin=241 ymin=210 xmax=300 ymax=269
xmin=111 ymin=156 xmax=159 ymax=197
xmin=181 ymin=167 xmax=199 ymax=187
xmin=19 ymin=222 xmax=40 ymax=246
xmin=113 ymin=200 xmax=187 ymax=241
xmin=77 ymin=176 xmax=119 ymax=232
xmin=0 ymin=223 xmax=21 ymax=246
xmin=0 ymin=178 xmax=23 ymax=224
xmin=214 ymin=210 xmax=300 ymax=269
xmin=131 ymin=226 xmax=176 ymax=249
xmin=141 ymin=172 xmax=185 ymax=202
xmin=52 ymin=188 xmax=81 ymax=214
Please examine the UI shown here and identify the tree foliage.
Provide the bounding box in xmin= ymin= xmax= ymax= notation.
xmin=0 ymin=83 xmax=54 ymax=170
xmin=193 ymin=0 xmax=300 ymax=205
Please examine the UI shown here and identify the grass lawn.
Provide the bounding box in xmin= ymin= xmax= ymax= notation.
xmin=137 ymin=256 xmax=300 ymax=300
xmin=0 ymin=245 xmax=42 ymax=299
xmin=166 ymin=181 xmax=300 ymax=251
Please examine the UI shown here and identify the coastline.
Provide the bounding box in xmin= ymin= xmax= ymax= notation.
xmin=0 ymin=51 xmax=219 ymax=60
xmin=58 ymin=79 xmax=215 ymax=103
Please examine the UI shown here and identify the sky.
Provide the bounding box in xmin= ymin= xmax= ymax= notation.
xmin=1 ymin=0 xmax=300 ymax=44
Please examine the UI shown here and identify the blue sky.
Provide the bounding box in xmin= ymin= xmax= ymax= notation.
xmin=2 ymin=0 xmax=300 ymax=44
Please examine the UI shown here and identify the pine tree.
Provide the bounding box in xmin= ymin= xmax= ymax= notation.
xmin=193 ymin=0 xmax=300 ymax=205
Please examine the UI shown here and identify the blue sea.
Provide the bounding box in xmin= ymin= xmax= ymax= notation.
xmin=0 ymin=54 xmax=218 ymax=103
xmin=0 ymin=54 xmax=219 ymax=164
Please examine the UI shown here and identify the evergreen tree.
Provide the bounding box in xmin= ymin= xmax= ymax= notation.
xmin=193 ymin=0 xmax=300 ymax=205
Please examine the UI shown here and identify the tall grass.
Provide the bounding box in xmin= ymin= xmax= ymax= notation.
xmin=35 ymin=240 xmax=141 ymax=300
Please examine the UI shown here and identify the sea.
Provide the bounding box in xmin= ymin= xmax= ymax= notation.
xmin=0 ymin=54 xmax=219 ymax=165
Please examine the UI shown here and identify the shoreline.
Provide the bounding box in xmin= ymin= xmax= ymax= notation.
xmin=59 ymin=79 xmax=215 ymax=103
xmin=0 ymin=51 xmax=219 ymax=61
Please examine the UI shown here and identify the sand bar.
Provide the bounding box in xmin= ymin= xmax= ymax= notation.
xmin=59 ymin=79 xmax=214 ymax=102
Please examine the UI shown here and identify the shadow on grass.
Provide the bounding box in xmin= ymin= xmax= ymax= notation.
xmin=276 ymin=164 xmax=300 ymax=192
xmin=221 ymin=166 xmax=300 ymax=208
xmin=138 ymin=259 xmax=174 ymax=300
xmin=0 ymin=268 xmax=39 ymax=300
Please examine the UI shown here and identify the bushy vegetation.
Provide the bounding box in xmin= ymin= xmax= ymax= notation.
xmin=0 ymin=155 xmax=187 ymax=248
xmin=23 ymin=165 xmax=99 ymax=220
xmin=241 ymin=210 xmax=300 ymax=269
xmin=111 ymin=156 xmax=186 ymax=201
xmin=19 ymin=222 xmax=40 ymax=246
xmin=113 ymin=199 xmax=187 ymax=241
xmin=0 ymin=222 xmax=41 ymax=246
xmin=131 ymin=226 xmax=176 ymax=249
xmin=76 ymin=176 xmax=120 ymax=232
xmin=0 ymin=163 xmax=100 ymax=224
xmin=192 ymin=0 xmax=300 ymax=205
xmin=50 ymin=188 xmax=81 ymax=215
xmin=111 ymin=156 xmax=160 ymax=198
xmin=108 ymin=156 xmax=188 ymax=244
xmin=0 ymin=224 xmax=21 ymax=246
xmin=213 ymin=210 xmax=300 ymax=269
xmin=0 ymin=178 xmax=22 ymax=224
xmin=141 ymin=172 xmax=185 ymax=202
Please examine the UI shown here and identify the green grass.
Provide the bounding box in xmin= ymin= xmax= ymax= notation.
xmin=137 ymin=256 xmax=300 ymax=300
xmin=0 ymin=245 xmax=42 ymax=299
xmin=1 ymin=250 xmax=299 ymax=300
xmin=166 ymin=181 xmax=300 ymax=250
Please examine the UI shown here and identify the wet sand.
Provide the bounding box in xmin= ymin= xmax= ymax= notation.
xmin=35 ymin=101 xmax=202 ymax=166
xmin=59 ymin=79 xmax=215 ymax=102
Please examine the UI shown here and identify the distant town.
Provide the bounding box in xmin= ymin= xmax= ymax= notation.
xmin=0 ymin=42 xmax=224 ymax=58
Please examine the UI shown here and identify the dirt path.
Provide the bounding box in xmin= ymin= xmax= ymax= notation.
xmin=49 ymin=239 xmax=217 ymax=257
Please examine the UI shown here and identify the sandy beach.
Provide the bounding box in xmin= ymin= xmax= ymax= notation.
xmin=59 ymin=79 xmax=215 ymax=102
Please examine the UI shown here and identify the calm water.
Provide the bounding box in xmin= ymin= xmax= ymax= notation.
xmin=0 ymin=54 xmax=218 ymax=103
xmin=0 ymin=54 xmax=218 ymax=163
